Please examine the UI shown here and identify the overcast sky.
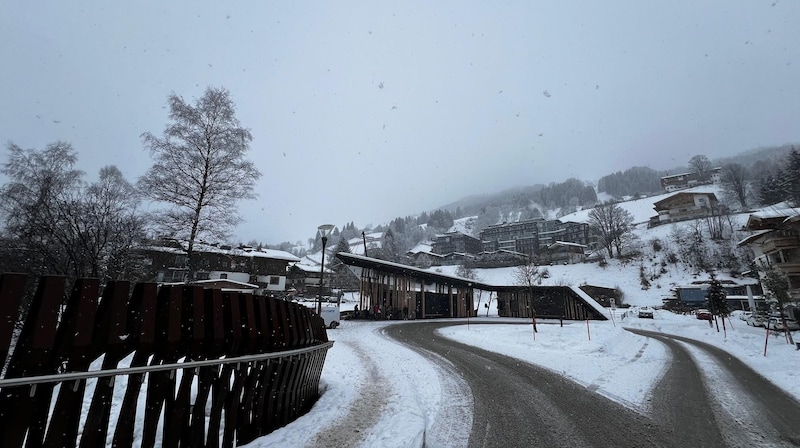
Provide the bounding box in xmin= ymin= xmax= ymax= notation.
xmin=2 ymin=1 xmax=798 ymax=245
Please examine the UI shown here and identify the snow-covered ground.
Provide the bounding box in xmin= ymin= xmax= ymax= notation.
xmin=258 ymin=197 xmax=800 ymax=447
xmin=427 ymin=255 xmax=750 ymax=309
xmin=248 ymin=302 xmax=800 ymax=448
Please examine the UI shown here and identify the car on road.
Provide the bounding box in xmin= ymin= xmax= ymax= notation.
xmin=695 ymin=309 xmax=713 ymax=321
xmin=638 ymin=307 xmax=654 ymax=318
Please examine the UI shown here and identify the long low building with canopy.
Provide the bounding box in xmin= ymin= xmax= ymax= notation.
xmin=336 ymin=252 xmax=607 ymax=321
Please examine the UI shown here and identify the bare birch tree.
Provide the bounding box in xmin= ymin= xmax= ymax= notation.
xmin=138 ymin=87 xmax=261 ymax=279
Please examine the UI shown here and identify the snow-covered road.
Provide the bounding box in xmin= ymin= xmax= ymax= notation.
xmin=246 ymin=312 xmax=800 ymax=447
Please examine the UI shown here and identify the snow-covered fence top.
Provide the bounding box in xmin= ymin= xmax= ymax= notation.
xmin=0 ymin=273 xmax=331 ymax=447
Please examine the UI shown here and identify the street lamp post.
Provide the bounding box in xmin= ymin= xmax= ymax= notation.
xmin=317 ymin=224 xmax=335 ymax=315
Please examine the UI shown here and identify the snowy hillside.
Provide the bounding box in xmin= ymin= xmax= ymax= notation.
xmin=428 ymin=185 xmax=773 ymax=309
xmin=559 ymin=184 xmax=725 ymax=225
xmin=447 ymin=216 xmax=478 ymax=235
xmin=428 ymin=254 xmax=752 ymax=308
xmin=300 ymin=184 xmax=787 ymax=309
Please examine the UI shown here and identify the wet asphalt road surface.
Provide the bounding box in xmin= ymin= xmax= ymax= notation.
xmin=385 ymin=322 xmax=800 ymax=448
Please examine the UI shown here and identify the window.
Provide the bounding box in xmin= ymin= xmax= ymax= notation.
xmin=220 ymin=273 xmax=228 ymax=279
xmin=196 ymin=272 xmax=209 ymax=280
xmin=270 ymin=276 xmax=280 ymax=285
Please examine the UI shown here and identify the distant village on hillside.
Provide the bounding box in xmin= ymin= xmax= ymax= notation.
xmin=139 ymin=156 xmax=800 ymax=318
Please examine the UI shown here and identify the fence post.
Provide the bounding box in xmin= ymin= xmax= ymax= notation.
xmin=0 ymin=273 xmax=27 ymax=369
xmin=0 ymin=276 xmax=65 ymax=447
xmin=46 ymin=277 xmax=101 ymax=447
xmin=111 ymin=282 xmax=158 ymax=448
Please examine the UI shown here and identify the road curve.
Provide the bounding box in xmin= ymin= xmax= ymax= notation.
xmin=385 ymin=322 xmax=800 ymax=448
xmin=628 ymin=328 xmax=800 ymax=447
xmin=386 ymin=322 xmax=668 ymax=447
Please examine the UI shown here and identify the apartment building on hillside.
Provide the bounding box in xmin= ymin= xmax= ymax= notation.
xmin=431 ymin=231 xmax=483 ymax=255
xmin=660 ymin=167 xmax=722 ymax=192
xmin=479 ymin=218 xmax=590 ymax=262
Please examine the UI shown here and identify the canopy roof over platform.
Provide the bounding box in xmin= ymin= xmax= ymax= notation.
xmin=336 ymin=252 xmax=497 ymax=291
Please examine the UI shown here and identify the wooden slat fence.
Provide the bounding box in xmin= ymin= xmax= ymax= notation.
xmin=0 ymin=273 xmax=332 ymax=447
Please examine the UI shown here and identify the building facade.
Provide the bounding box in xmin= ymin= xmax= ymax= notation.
xmin=431 ymin=231 xmax=483 ymax=255
xmin=738 ymin=210 xmax=800 ymax=300
xmin=660 ymin=167 xmax=722 ymax=192
xmin=479 ymin=218 xmax=590 ymax=262
xmin=138 ymin=240 xmax=300 ymax=293
xmin=648 ymin=191 xmax=720 ymax=227
xmin=287 ymin=262 xmax=334 ymax=296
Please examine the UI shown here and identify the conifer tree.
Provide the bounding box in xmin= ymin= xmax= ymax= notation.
xmin=782 ymin=147 xmax=800 ymax=206
xmin=706 ymin=273 xmax=728 ymax=318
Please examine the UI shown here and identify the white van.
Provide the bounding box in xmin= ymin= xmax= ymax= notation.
xmin=320 ymin=306 xmax=341 ymax=329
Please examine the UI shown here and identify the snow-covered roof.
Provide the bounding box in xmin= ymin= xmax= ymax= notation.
xmin=478 ymin=249 xmax=527 ymax=257
xmin=191 ymin=279 xmax=259 ymax=288
xmin=736 ymin=229 xmax=774 ymax=247
xmin=407 ymin=242 xmax=433 ymax=255
xmin=290 ymin=263 xmax=334 ymax=274
xmin=140 ymin=241 xmax=300 ymax=262
xmin=548 ymin=241 xmax=588 ymax=249
xmin=748 ymin=207 xmax=800 ymax=221
xmin=744 ymin=207 xmax=800 ymax=231
xmin=569 ymin=286 xmax=607 ymax=316
xmin=652 ymin=190 xmax=717 ymax=207
xmin=338 ymin=252 xmax=494 ymax=290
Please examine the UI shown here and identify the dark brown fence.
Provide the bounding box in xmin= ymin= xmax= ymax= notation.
xmin=0 ymin=273 xmax=332 ymax=447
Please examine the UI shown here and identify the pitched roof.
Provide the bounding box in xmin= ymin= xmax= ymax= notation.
xmin=336 ymin=252 xmax=494 ymax=290
xmin=140 ymin=240 xmax=300 ymax=262
xmin=652 ymin=191 xmax=717 ymax=208
xmin=548 ymin=241 xmax=588 ymax=249
xmin=190 ymin=279 xmax=259 ymax=288
xmin=290 ymin=263 xmax=334 ymax=274
xmin=736 ymin=229 xmax=774 ymax=247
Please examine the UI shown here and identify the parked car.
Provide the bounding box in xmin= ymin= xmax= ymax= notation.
xmin=778 ymin=319 xmax=800 ymax=331
xmin=638 ymin=307 xmax=654 ymax=319
xmin=766 ymin=315 xmax=800 ymax=331
xmin=695 ymin=309 xmax=713 ymax=321
xmin=739 ymin=311 xmax=752 ymax=321
xmin=746 ymin=312 xmax=768 ymax=327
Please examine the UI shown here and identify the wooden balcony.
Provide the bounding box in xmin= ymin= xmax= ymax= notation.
xmin=762 ymin=236 xmax=800 ymax=254
xmin=774 ymin=261 xmax=800 ymax=275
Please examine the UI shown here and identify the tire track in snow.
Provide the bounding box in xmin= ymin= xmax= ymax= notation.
xmin=307 ymin=339 xmax=388 ymax=448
